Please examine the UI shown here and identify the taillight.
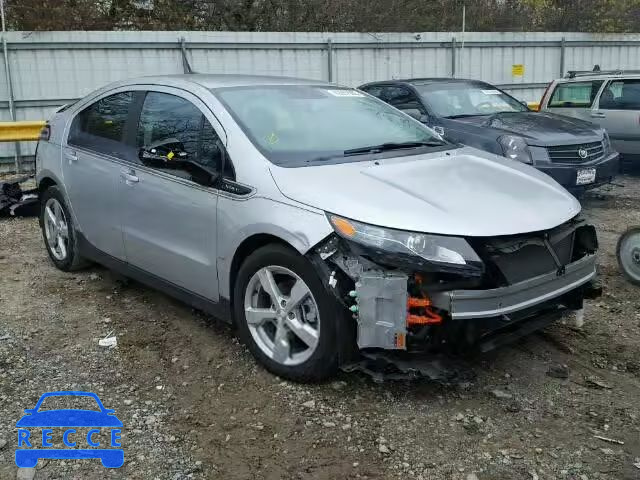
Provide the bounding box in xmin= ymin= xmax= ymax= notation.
xmin=39 ymin=123 xmax=51 ymax=141
xmin=538 ymin=82 xmax=553 ymax=111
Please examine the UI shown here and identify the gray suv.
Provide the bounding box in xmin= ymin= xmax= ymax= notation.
xmin=539 ymin=70 xmax=640 ymax=171
xmin=37 ymin=74 xmax=599 ymax=381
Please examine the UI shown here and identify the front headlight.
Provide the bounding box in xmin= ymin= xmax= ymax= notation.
xmin=328 ymin=214 xmax=482 ymax=272
xmin=498 ymin=135 xmax=533 ymax=164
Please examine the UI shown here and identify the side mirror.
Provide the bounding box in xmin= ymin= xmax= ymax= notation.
xmin=139 ymin=138 xmax=188 ymax=165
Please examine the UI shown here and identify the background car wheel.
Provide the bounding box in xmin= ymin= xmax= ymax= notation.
xmin=233 ymin=244 xmax=345 ymax=382
xmin=617 ymin=227 xmax=640 ymax=286
xmin=39 ymin=186 xmax=89 ymax=272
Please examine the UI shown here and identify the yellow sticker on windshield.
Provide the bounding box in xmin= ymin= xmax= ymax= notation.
xmin=167 ymin=151 xmax=175 ymax=160
xmin=266 ymin=132 xmax=279 ymax=145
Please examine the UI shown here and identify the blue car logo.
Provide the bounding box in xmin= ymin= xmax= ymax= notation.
xmin=16 ymin=391 xmax=123 ymax=468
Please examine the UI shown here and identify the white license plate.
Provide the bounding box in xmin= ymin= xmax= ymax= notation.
xmin=576 ymin=168 xmax=596 ymax=185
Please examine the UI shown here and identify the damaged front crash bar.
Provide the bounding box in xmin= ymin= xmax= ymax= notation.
xmin=314 ymin=238 xmax=413 ymax=351
xmin=341 ymin=351 xmax=475 ymax=384
xmin=354 ymin=271 xmax=409 ymax=350
xmin=311 ymin=237 xmax=414 ymax=351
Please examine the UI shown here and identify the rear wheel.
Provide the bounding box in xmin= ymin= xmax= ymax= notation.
xmin=233 ymin=244 xmax=344 ymax=382
xmin=39 ymin=186 xmax=89 ymax=271
xmin=617 ymin=227 xmax=640 ymax=286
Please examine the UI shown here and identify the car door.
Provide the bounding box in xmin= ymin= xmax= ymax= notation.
xmin=63 ymin=90 xmax=140 ymax=260
xmin=544 ymin=80 xmax=605 ymax=122
xmin=591 ymin=79 xmax=640 ymax=156
xmin=119 ymin=88 xmax=226 ymax=301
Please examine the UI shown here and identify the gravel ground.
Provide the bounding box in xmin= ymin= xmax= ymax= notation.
xmin=0 ymin=177 xmax=639 ymax=480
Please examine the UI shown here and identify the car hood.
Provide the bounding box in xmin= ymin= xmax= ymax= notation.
xmin=16 ymin=410 xmax=123 ymax=428
xmin=454 ymin=111 xmax=603 ymax=146
xmin=270 ymin=147 xmax=581 ymax=237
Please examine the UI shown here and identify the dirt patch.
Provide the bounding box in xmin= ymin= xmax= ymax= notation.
xmin=0 ymin=177 xmax=639 ymax=479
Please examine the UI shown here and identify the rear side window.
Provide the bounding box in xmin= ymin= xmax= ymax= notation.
xmin=365 ymin=85 xmax=427 ymax=115
xmin=384 ymin=86 xmax=427 ymax=114
xmin=599 ymin=79 xmax=640 ymax=110
xmin=68 ymin=91 xmax=136 ymax=156
xmin=548 ymin=81 xmax=604 ymax=108
xmin=360 ymin=85 xmax=383 ymax=98
xmin=70 ymin=92 xmax=134 ymax=142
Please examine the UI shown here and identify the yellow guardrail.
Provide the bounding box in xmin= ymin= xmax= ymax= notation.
xmin=0 ymin=121 xmax=46 ymax=142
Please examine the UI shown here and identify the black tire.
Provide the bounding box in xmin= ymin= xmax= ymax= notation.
xmin=39 ymin=186 xmax=90 ymax=272
xmin=616 ymin=227 xmax=640 ymax=286
xmin=233 ymin=244 xmax=346 ymax=382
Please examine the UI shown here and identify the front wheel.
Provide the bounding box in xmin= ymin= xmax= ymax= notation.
xmin=233 ymin=244 xmax=345 ymax=382
xmin=39 ymin=186 xmax=89 ymax=271
xmin=617 ymin=227 xmax=640 ymax=286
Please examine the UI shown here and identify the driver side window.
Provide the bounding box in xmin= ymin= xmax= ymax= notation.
xmin=382 ymin=86 xmax=427 ymax=114
xmin=136 ymin=92 xmax=226 ymax=185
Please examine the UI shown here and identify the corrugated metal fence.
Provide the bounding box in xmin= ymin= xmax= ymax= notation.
xmin=2 ymin=31 xmax=640 ymax=171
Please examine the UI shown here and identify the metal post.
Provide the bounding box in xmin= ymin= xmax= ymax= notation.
xmin=0 ymin=0 xmax=5 ymax=34
xmin=559 ymin=36 xmax=566 ymax=78
xmin=451 ymin=37 xmax=457 ymax=78
xmin=326 ymin=38 xmax=333 ymax=83
xmin=0 ymin=0 xmax=20 ymax=173
xmin=459 ymin=5 xmax=465 ymax=78
xmin=180 ymin=37 xmax=193 ymax=74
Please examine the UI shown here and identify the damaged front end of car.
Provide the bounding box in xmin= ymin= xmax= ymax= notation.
xmin=310 ymin=214 xmax=600 ymax=363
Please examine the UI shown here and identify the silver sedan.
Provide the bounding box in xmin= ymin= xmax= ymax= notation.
xmin=36 ymin=74 xmax=598 ymax=381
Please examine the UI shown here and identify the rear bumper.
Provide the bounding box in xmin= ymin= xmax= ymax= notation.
xmin=430 ymin=254 xmax=596 ymax=320
xmin=536 ymin=152 xmax=619 ymax=191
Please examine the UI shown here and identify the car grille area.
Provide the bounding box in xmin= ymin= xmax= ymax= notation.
xmin=547 ymin=141 xmax=604 ymax=164
xmin=471 ymin=222 xmax=580 ymax=286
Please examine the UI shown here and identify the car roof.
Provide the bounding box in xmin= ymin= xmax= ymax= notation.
xmin=110 ymin=73 xmax=332 ymax=90
xmin=559 ymin=73 xmax=640 ymax=82
xmin=360 ymin=78 xmax=490 ymax=88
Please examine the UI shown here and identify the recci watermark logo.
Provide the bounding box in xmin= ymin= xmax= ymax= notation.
xmin=15 ymin=391 xmax=123 ymax=468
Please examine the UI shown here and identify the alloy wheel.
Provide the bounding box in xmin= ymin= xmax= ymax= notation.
xmin=43 ymin=198 xmax=70 ymax=261
xmin=619 ymin=231 xmax=640 ymax=284
xmin=244 ymin=266 xmax=320 ymax=366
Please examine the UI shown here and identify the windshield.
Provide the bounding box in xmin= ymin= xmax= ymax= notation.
xmin=414 ymin=82 xmax=528 ymax=118
xmin=214 ymin=85 xmax=446 ymax=165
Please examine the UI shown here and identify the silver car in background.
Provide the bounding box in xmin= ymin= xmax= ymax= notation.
xmin=539 ymin=70 xmax=640 ymax=171
xmin=36 ymin=74 xmax=599 ymax=381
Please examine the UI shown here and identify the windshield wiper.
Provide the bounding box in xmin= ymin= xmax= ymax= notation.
xmin=446 ymin=113 xmax=491 ymax=119
xmin=343 ymin=140 xmax=445 ymax=156
xmin=304 ymin=154 xmax=345 ymax=164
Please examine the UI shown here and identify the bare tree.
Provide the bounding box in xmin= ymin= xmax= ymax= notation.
xmin=6 ymin=0 xmax=640 ymax=32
